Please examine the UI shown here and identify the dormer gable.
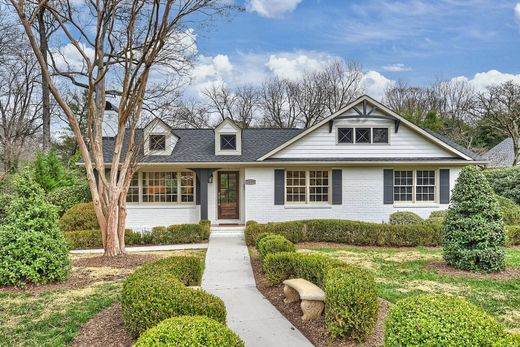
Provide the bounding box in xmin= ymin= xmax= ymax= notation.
xmin=214 ymin=118 xmax=242 ymax=156
xmin=143 ymin=118 xmax=178 ymax=156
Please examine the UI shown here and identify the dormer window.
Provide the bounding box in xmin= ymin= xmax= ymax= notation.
xmin=220 ymin=134 xmax=236 ymax=150
xmin=337 ymin=127 xmax=389 ymax=144
xmin=149 ymin=134 xmax=166 ymax=151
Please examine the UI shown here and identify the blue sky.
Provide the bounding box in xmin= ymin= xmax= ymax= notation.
xmin=184 ymin=0 xmax=520 ymax=98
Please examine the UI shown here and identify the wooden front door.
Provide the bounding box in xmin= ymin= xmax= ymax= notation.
xmin=218 ymin=171 xmax=239 ymax=220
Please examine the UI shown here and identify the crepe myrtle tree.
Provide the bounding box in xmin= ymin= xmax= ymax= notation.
xmin=10 ymin=0 xmax=236 ymax=256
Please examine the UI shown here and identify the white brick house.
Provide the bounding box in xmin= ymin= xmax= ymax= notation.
xmin=103 ymin=95 xmax=484 ymax=230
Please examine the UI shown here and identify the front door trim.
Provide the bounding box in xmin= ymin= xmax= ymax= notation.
xmin=217 ymin=171 xmax=240 ymax=220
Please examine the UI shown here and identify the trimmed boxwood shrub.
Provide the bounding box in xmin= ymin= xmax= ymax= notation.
xmin=484 ymin=166 xmax=520 ymax=204
xmin=246 ymin=219 xmax=443 ymax=247
xmin=257 ymin=234 xmax=295 ymax=262
xmin=424 ymin=210 xmax=448 ymax=225
xmin=496 ymin=195 xmax=520 ymax=225
xmin=262 ymin=252 xmax=345 ymax=287
xmin=443 ymin=166 xmax=506 ymax=273
xmin=46 ymin=181 xmax=91 ymax=216
xmin=384 ymin=294 xmax=505 ymax=346
xmin=506 ymin=225 xmax=520 ymax=246
xmin=324 ymin=266 xmax=378 ymax=342
xmin=122 ymin=256 xmax=226 ymax=337
xmin=389 ymin=211 xmax=423 ymax=225
xmin=59 ymin=202 xmax=99 ymax=231
xmin=135 ymin=316 xmax=244 ymax=347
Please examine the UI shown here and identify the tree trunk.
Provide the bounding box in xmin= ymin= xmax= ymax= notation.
xmin=104 ymin=201 xmax=123 ymax=256
xmin=513 ymin=141 xmax=519 ymax=167
xmin=117 ymin=203 xmax=127 ymax=254
xmin=38 ymin=10 xmax=51 ymax=153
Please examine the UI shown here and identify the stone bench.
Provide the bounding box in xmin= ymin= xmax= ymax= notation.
xmin=283 ymin=278 xmax=325 ymax=321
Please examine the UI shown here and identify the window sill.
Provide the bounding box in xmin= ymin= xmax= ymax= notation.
xmin=393 ymin=203 xmax=439 ymax=208
xmin=284 ymin=205 xmax=332 ymax=209
xmin=126 ymin=204 xmax=197 ymax=209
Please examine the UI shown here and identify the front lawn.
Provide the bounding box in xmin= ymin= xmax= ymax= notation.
xmin=301 ymin=245 xmax=520 ymax=333
xmin=0 ymin=250 xmax=205 ymax=347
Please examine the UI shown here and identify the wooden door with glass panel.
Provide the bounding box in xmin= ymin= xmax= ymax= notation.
xmin=218 ymin=171 xmax=239 ymax=219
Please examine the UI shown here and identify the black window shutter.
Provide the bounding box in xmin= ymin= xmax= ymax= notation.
xmin=440 ymin=169 xmax=450 ymax=204
xmin=332 ymin=169 xmax=342 ymax=205
xmin=274 ymin=169 xmax=285 ymax=205
xmin=196 ymin=174 xmax=201 ymax=205
xmin=383 ymin=169 xmax=394 ymax=204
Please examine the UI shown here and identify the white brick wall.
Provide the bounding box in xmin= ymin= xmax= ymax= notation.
xmin=126 ymin=205 xmax=200 ymax=231
xmin=244 ymin=166 xmax=462 ymax=223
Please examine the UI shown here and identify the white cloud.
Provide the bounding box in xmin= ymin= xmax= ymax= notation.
xmin=247 ymin=0 xmax=302 ymax=18
xmin=361 ymin=71 xmax=395 ymax=100
xmin=51 ymin=42 xmax=95 ymax=72
xmin=515 ymin=3 xmax=520 ymax=23
xmin=452 ymin=70 xmax=520 ymax=91
xmin=265 ymin=52 xmax=335 ymax=80
xmin=382 ymin=63 xmax=411 ymax=72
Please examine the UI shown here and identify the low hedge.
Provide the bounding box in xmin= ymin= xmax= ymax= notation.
xmin=257 ymin=234 xmax=295 ymax=262
xmin=64 ymin=221 xmax=210 ymax=249
xmin=246 ymin=219 xmax=442 ymax=247
xmin=325 ymin=266 xmax=378 ymax=342
xmin=134 ymin=316 xmax=244 ymax=347
xmin=262 ymin=252 xmax=345 ymax=287
xmin=389 ymin=211 xmax=423 ymax=225
xmin=424 ymin=210 xmax=448 ymax=225
xmin=496 ymin=195 xmax=520 ymax=225
xmin=507 ymin=225 xmax=520 ymax=246
xmin=384 ymin=294 xmax=505 ymax=346
xmin=59 ymin=202 xmax=99 ymax=231
xmin=122 ymin=256 xmax=226 ymax=338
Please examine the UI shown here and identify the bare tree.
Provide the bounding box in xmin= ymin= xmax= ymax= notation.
xmin=203 ymin=83 xmax=259 ymax=127
xmin=474 ymin=81 xmax=520 ymax=165
xmin=0 ymin=42 xmax=42 ymax=172
xmin=158 ymin=98 xmax=211 ymax=128
xmin=383 ymin=81 xmax=433 ymax=122
xmin=321 ymin=60 xmax=364 ymax=115
xmin=259 ymin=77 xmax=298 ymax=128
xmin=294 ymin=71 xmax=327 ymax=128
xmin=11 ymin=0 xmax=235 ymax=256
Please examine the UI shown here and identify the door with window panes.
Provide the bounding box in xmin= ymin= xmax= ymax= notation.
xmin=218 ymin=171 xmax=239 ymax=219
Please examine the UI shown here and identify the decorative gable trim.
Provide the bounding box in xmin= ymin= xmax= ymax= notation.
xmin=257 ymin=95 xmax=474 ymax=162
xmin=143 ymin=118 xmax=178 ymax=156
xmin=214 ymin=118 xmax=242 ymax=156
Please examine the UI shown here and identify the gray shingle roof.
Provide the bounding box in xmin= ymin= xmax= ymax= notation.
xmin=423 ymin=129 xmax=483 ymax=161
xmin=102 ymin=128 xmax=304 ymax=163
xmin=483 ymin=138 xmax=517 ymax=167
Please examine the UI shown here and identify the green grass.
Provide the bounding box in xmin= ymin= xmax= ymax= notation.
xmin=0 ymin=282 xmax=121 ymax=346
xmin=305 ymin=246 xmax=520 ymax=333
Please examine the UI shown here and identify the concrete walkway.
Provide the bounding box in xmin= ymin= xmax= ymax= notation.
xmin=70 ymin=243 xmax=208 ymax=254
xmin=202 ymin=231 xmax=313 ymax=347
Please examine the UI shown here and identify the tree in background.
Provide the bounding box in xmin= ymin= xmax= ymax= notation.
xmin=11 ymin=0 xmax=236 ymax=256
xmin=474 ymin=81 xmax=520 ymax=166
xmin=443 ymin=166 xmax=505 ymax=273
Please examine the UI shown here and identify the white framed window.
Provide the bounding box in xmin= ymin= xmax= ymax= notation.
xmin=394 ymin=169 xmax=437 ymax=203
xmin=286 ymin=170 xmax=330 ymax=204
xmin=149 ymin=134 xmax=166 ymax=151
xmin=337 ymin=127 xmax=389 ymax=144
xmin=126 ymin=171 xmax=195 ymax=204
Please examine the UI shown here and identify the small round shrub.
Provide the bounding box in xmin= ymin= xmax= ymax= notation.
xmin=325 ymin=266 xmax=378 ymax=342
xmin=495 ymin=195 xmax=520 ymax=225
xmin=59 ymin=202 xmax=99 ymax=231
xmin=389 ymin=211 xmax=423 ymax=225
xmin=0 ymin=229 xmax=70 ymax=286
xmin=424 ymin=210 xmax=448 ymax=225
xmin=199 ymin=219 xmax=211 ymax=240
xmin=257 ymin=234 xmax=295 ymax=262
xmin=122 ymin=256 xmax=226 ymax=337
xmin=46 ymin=182 xmax=91 ymax=216
xmin=507 ymin=225 xmax=520 ymax=246
xmin=135 ymin=316 xmax=244 ymax=347
xmin=443 ymin=166 xmax=506 ymax=272
xmin=384 ymin=294 xmax=505 ymax=346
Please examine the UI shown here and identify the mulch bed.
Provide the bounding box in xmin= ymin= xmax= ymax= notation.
xmin=426 ymin=262 xmax=520 ymax=280
xmin=250 ymin=254 xmax=390 ymax=347
xmin=72 ymin=303 xmax=133 ymax=347
xmin=0 ymin=253 xmax=163 ymax=295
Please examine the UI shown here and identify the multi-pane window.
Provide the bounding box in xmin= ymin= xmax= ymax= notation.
xmin=337 ymin=127 xmax=389 ymax=144
xmin=393 ymin=170 xmax=436 ymax=203
xmin=143 ymin=172 xmax=178 ymax=203
xmin=394 ymin=170 xmax=413 ymax=202
xmin=373 ymin=128 xmax=389 ymax=143
xmin=149 ymin=134 xmax=166 ymax=151
xmin=286 ymin=170 xmax=330 ymax=204
xmin=180 ymin=172 xmax=195 ymax=202
xmin=309 ymin=171 xmax=329 ymax=202
xmin=220 ymin=134 xmax=237 ymax=150
xmin=286 ymin=170 xmax=306 ymax=203
xmin=355 ymin=128 xmax=371 ymax=143
xmin=338 ymin=128 xmax=353 ymax=143
xmin=127 ymin=174 xmax=140 ymax=203
xmin=416 ymin=170 xmax=435 ymax=201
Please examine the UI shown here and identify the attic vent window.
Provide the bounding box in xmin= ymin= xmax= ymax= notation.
xmin=220 ymin=134 xmax=236 ymax=150
xmin=149 ymin=134 xmax=166 ymax=151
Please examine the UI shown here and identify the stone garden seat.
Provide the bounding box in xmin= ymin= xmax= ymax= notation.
xmin=282 ymin=278 xmax=325 ymax=321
